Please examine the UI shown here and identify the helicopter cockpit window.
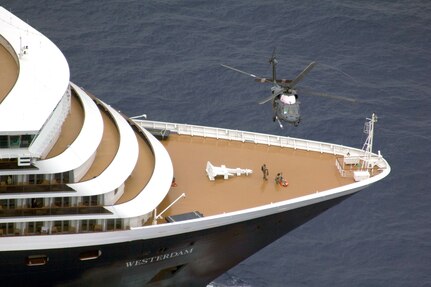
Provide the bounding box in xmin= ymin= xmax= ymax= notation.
xmin=284 ymin=103 xmax=299 ymax=116
xmin=280 ymin=95 xmax=296 ymax=104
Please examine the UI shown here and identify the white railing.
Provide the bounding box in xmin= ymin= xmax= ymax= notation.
xmin=135 ymin=120 xmax=367 ymax=157
xmin=28 ymin=88 xmax=71 ymax=158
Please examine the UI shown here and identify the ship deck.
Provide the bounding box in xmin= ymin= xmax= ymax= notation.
xmin=154 ymin=133 xmax=354 ymax=223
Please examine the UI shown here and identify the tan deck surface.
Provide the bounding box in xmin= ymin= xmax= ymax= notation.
xmin=0 ymin=43 xmax=18 ymax=103
xmin=155 ymin=134 xmax=354 ymax=222
xmin=46 ymin=91 xmax=84 ymax=159
xmin=80 ymin=107 xmax=119 ymax=181
xmin=115 ymin=130 xmax=155 ymax=204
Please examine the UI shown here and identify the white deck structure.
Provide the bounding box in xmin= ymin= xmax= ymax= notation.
xmin=0 ymin=7 xmax=69 ymax=134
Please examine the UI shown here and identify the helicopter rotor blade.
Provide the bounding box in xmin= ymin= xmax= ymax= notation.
xmin=275 ymin=79 xmax=292 ymax=84
xmin=258 ymin=95 xmax=275 ymax=105
xmin=300 ymin=87 xmax=357 ymax=103
xmin=269 ymin=47 xmax=277 ymax=63
xmin=254 ymin=77 xmax=274 ymax=84
xmin=221 ymin=64 xmax=258 ymax=79
xmin=288 ymin=61 xmax=316 ymax=88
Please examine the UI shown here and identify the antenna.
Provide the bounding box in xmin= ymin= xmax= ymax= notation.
xmin=361 ymin=113 xmax=378 ymax=169
xmin=19 ymin=36 xmax=29 ymax=58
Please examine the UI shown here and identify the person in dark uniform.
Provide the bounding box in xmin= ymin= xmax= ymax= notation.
xmin=261 ymin=164 xmax=269 ymax=180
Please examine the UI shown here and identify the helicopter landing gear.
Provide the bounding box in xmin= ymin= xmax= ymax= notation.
xmin=276 ymin=117 xmax=284 ymax=129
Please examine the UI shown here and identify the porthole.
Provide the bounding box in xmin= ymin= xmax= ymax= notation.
xmin=26 ymin=255 xmax=49 ymax=266
xmin=79 ymin=249 xmax=102 ymax=261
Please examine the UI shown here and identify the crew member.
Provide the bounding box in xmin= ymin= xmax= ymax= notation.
xmin=261 ymin=164 xmax=269 ymax=180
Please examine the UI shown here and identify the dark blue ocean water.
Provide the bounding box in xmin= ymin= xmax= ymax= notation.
xmin=3 ymin=1 xmax=430 ymax=286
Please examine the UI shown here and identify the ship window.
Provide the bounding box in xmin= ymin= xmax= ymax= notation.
xmin=53 ymin=197 xmax=61 ymax=207
xmin=30 ymin=198 xmax=43 ymax=208
xmin=27 ymin=222 xmax=35 ymax=234
xmin=53 ymin=171 xmax=72 ymax=184
xmin=81 ymin=220 xmax=88 ymax=232
xmin=9 ymin=136 xmax=20 ymax=148
xmin=0 ymin=136 xmax=8 ymax=148
xmin=1 ymin=199 xmax=16 ymax=209
xmin=149 ymin=264 xmax=186 ymax=283
xmin=53 ymin=197 xmax=70 ymax=208
xmin=54 ymin=172 xmax=63 ymax=184
xmin=53 ymin=220 xmax=69 ymax=233
xmin=80 ymin=219 xmax=96 ymax=232
xmin=25 ymin=222 xmax=43 ymax=235
xmin=0 ymin=223 xmax=14 ymax=236
xmin=82 ymin=195 xmax=98 ymax=207
xmin=36 ymin=174 xmax=44 ymax=184
xmin=9 ymin=199 xmax=16 ymax=209
xmin=63 ymin=197 xmax=70 ymax=207
xmin=82 ymin=196 xmax=90 ymax=206
xmin=26 ymin=255 xmax=49 ymax=266
xmin=79 ymin=250 xmax=102 ymax=261
xmin=20 ymin=134 xmax=34 ymax=148
xmin=107 ymin=219 xmax=122 ymax=231
xmin=63 ymin=171 xmax=71 ymax=183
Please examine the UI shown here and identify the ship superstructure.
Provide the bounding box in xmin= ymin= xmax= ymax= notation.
xmin=0 ymin=7 xmax=390 ymax=286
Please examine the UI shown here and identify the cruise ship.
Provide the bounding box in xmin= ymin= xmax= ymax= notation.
xmin=0 ymin=7 xmax=390 ymax=287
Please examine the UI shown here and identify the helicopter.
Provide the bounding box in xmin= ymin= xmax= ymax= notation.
xmin=221 ymin=51 xmax=355 ymax=128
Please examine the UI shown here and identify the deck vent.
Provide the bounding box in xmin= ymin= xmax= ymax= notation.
xmin=166 ymin=211 xmax=203 ymax=223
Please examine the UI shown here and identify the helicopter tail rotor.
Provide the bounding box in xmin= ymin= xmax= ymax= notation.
xmin=269 ymin=47 xmax=278 ymax=82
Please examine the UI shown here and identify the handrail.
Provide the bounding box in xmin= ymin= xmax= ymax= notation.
xmin=135 ymin=120 xmax=385 ymax=162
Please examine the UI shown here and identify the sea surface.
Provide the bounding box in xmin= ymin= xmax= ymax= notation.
xmin=2 ymin=1 xmax=430 ymax=286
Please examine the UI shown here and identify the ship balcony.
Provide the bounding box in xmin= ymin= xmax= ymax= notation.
xmin=0 ymin=158 xmax=38 ymax=170
xmin=0 ymin=205 xmax=111 ymax=218
xmin=0 ymin=182 xmax=74 ymax=194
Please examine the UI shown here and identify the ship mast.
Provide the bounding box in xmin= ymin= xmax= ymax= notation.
xmin=361 ymin=113 xmax=378 ymax=169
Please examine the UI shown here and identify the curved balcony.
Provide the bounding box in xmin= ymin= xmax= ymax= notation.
xmin=67 ymin=100 xmax=139 ymax=196
xmin=104 ymin=126 xmax=173 ymax=218
xmin=34 ymin=83 xmax=104 ymax=178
